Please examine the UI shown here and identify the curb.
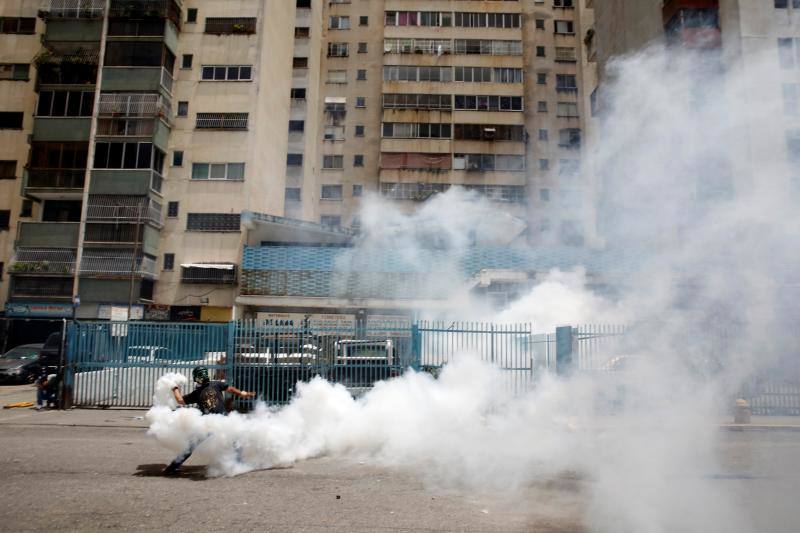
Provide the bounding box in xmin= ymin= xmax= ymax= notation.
xmin=721 ymin=424 xmax=800 ymax=432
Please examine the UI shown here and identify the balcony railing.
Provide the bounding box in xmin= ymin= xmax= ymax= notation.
xmin=98 ymin=92 xmax=171 ymax=119
xmin=86 ymin=195 xmax=163 ymax=226
xmin=195 ymin=113 xmax=248 ymax=130
xmin=96 ymin=117 xmax=157 ymax=136
xmin=180 ymin=264 xmax=237 ymax=284
xmin=39 ymin=0 xmax=105 ymax=19
xmin=160 ymin=67 xmax=173 ymax=95
xmin=108 ymin=0 xmax=181 ymax=30
xmin=10 ymin=277 xmax=74 ymax=299
xmin=26 ymin=168 xmax=85 ymax=190
xmin=10 ymin=248 xmax=77 ymax=275
xmin=83 ymin=223 xmax=145 ymax=244
xmin=80 ymin=249 xmax=157 ymax=278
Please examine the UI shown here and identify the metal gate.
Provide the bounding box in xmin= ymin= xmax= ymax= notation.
xmin=415 ymin=321 xmax=535 ymax=394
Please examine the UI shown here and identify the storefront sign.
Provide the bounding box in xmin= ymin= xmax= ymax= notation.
xmin=256 ymin=312 xmax=356 ymax=332
xmin=5 ymin=302 xmax=73 ymax=318
xmin=98 ymin=305 xmax=143 ymax=321
xmin=366 ymin=315 xmax=412 ymax=337
xmin=145 ymin=305 xmax=171 ymax=321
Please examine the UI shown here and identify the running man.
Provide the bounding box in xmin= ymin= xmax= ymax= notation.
xmin=163 ymin=366 xmax=255 ymax=474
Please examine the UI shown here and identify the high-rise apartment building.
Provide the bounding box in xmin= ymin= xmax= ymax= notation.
xmin=0 ymin=0 xmax=295 ymax=334
xmin=0 ymin=0 xmax=600 ymax=339
xmin=287 ymin=0 xmax=599 ymax=248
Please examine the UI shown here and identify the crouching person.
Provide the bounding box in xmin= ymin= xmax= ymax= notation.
xmin=163 ymin=366 xmax=255 ymax=475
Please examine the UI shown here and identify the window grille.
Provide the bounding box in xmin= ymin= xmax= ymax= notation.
xmin=186 ymin=213 xmax=241 ymax=232
xmin=205 ymin=17 xmax=257 ymax=34
xmin=195 ymin=112 xmax=248 ymax=130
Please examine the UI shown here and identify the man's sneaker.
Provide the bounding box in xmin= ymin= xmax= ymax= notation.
xmin=34 ymin=405 xmax=42 ymax=410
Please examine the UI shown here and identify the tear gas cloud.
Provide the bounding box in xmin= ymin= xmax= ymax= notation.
xmin=148 ymin=44 xmax=799 ymax=532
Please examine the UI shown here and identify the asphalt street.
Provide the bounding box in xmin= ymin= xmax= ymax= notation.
xmin=1 ymin=385 xmax=800 ymax=532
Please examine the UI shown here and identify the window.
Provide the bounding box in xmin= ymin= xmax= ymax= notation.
xmin=321 ymin=185 xmax=343 ymax=199
xmin=356 ymin=97 xmax=366 ymax=108
xmin=205 ymin=17 xmax=257 ymax=35
xmin=453 ymin=124 xmax=523 ymax=142
xmin=30 ymin=142 xmax=88 ymax=169
xmin=383 ymin=65 xmax=452 ymax=82
xmin=554 ymin=0 xmax=575 ymax=6
xmin=555 ymin=20 xmax=575 ymax=34
xmin=538 ymin=101 xmax=548 ymax=112
xmin=191 ymin=162 xmax=245 ymax=180
xmin=324 ymin=126 xmax=345 ymax=140
xmin=163 ymin=253 xmax=175 ymax=271
xmin=295 ymin=27 xmax=309 ymax=38
xmin=556 ymin=74 xmax=578 ymax=91
xmin=453 ymin=154 xmax=524 ymax=171
xmin=172 ymin=151 xmax=183 ymax=166
xmin=104 ymin=41 xmax=173 ymax=68
xmin=0 ymin=210 xmax=10 ymax=230
xmin=285 ymin=187 xmax=301 ymax=201
xmin=296 ymin=0 xmax=311 ymax=7
xmin=0 ymin=160 xmax=16 ymax=179
xmin=775 ymin=0 xmax=788 ymax=7
xmin=454 ymin=12 xmax=520 ymax=28
xmin=0 ymin=112 xmax=23 ymax=129
xmin=323 ymin=155 xmax=344 ymax=169
xmin=329 ymin=16 xmax=350 ymax=29
xmin=293 ymin=57 xmax=308 ymax=68
xmin=555 ymin=47 xmax=577 ymax=62
xmin=93 ymin=142 xmax=159 ymax=169
xmin=182 ymin=54 xmax=193 ymax=69
xmin=354 ymin=155 xmax=364 ymax=167
xmin=539 ymin=159 xmax=549 ymax=171
xmin=359 ymin=16 xmax=368 ymax=26
xmin=358 ymin=42 xmax=367 ymax=53
xmin=536 ymin=46 xmax=546 ymax=57
xmin=20 ymin=199 xmax=33 ymax=218
xmin=0 ymin=17 xmax=36 ymax=34
xmin=537 ymin=73 xmax=547 ymax=85
xmin=557 ymin=102 xmax=579 ymax=117
xmin=455 ymin=66 xmax=492 ymax=83
xmin=352 ymin=184 xmax=363 ymax=197
xmin=290 ymin=88 xmax=306 ymax=99
xmin=539 ymin=129 xmax=548 ymax=141
xmin=167 ymin=201 xmax=179 ymax=217
xmin=37 ymin=91 xmax=95 ymax=117
xmin=778 ymin=38 xmax=800 ymax=69
xmin=559 ymin=159 xmax=580 ymax=176
xmin=453 ymin=40 xmax=522 ymax=56
xmin=195 ymin=112 xmax=248 ymax=129
xmin=186 ymin=213 xmax=241 ymax=232
xmin=201 ymin=65 xmax=253 ymax=81
xmin=289 ymin=120 xmax=305 ymax=133
xmin=328 ymin=43 xmax=349 ymax=57
xmin=287 ymin=153 xmax=303 ymax=166
xmin=540 ymin=189 xmax=550 ymax=202
xmin=535 ymin=19 xmax=545 ymax=30
xmin=0 ymin=64 xmax=30 ymax=81
xmin=559 ymin=128 xmax=581 ymax=149
xmin=177 ymin=101 xmax=188 ymax=117
xmin=327 ymin=70 xmax=347 ymax=83
xmin=453 ymin=95 xmax=523 ymax=111
xmin=187 ymin=8 xmax=197 ymax=23
xmin=355 ymin=125 xmax=365 ymax=136
xmin=320 ymin=215 xmax=341 ymax=227
xmin=384 ymin=93 xmax=453 ymax=110
xmin=383 ymin=122 xmax=452 ymax=139
xmin=357 ymin=69 xmax=366 ymax=80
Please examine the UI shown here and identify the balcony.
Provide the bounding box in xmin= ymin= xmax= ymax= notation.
xmin=10 ymin=276 xmax=74 ymax=299
xmin=102 ymin=67 xmax=173 ymax=95
xmin=10 ymin=248 xmax=77 ymax=276
xmin=33 ymin=117 xmax=92 ymax=142
xmin=35 ymin=47 xmax=100 ymax=86
xmin=38 ymin=0 xmax=105 ymax=19
xmin=86 ymin=195 xmax=163 ymax=227
xmin=89 ymin=169 xmax=164 ymax=196
xmin=16 ymin=222 xmax=80 ymax=248
xmin=24 ymin=169 xmax=85 ymax=199
xmin=180 ymin=263 xmax=237 ymax=284
xmin=108 ymin=0 xmax=181 ymax=30
xmin=98 ymin=92 xmax=171 ymax=119
xmin=79 ymin=249 xmax=157 ymax=279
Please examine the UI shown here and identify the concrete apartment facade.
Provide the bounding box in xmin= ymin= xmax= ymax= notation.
xmin=286 ymin=0 xmax=599 ymax=248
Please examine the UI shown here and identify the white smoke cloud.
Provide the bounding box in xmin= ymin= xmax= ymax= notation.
xmin=146 ymin=43 xmax=798 ymax=532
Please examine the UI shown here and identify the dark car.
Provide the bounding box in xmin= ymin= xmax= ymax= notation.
xmin=0 ymin=344 xmax=45 ymax=383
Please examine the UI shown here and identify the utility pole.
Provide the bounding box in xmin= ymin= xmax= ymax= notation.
xmin=127 ymin=200 xmax=142 ymax=320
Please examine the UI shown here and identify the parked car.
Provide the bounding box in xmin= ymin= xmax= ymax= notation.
xmin=328 ymin=339 xmax=399 ymax=397
xmin=0 ymin=343 xmax=45 ymax=383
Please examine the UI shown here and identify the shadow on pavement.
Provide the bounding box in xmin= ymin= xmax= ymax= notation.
xmin=135 ymin=463 xmax=208 ymax=481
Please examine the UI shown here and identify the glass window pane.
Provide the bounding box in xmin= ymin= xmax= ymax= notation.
xmin=227 ymin=67 xmax=239 ymax=80
xmin=239 ymin=66 xmax=251 ymax=79
xmin=227 ymin=163 xmax=244 ymax=180
xmin=210 ymin=163 xmax=226 ymax=179
xmin=137 ymin=143 xmax=152 ymax=169
xmin=108 ymin=143 xmax=124 ymax=168
xmin=192 ymin=163 xmax=209 ymax=179
xmin=123 ymin=142 xmax=138 ymax=168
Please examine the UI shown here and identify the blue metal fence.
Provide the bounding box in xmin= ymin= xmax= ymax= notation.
xmin=64 ymin=320 xmax=539 ymax=408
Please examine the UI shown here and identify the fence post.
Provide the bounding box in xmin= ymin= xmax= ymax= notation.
xmin=410 ymin=323 xmax=421 ymax=371
xmin=60 ymin=320 xmax=74 ymax=409
xmin=226 ymin=321 xmax=236 ymax=380
xmin=556 ymin=326 xmax=574 ymax=376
